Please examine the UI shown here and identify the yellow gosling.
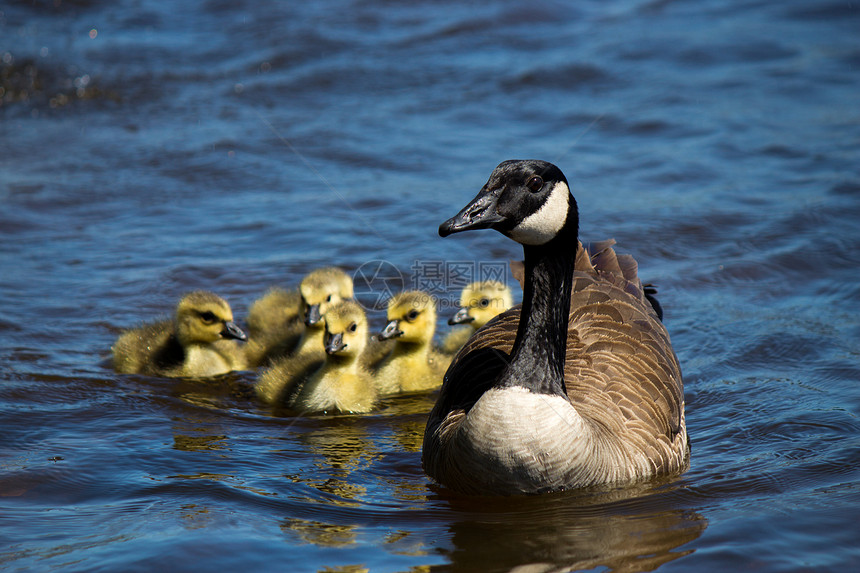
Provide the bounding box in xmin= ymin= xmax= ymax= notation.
xmin=374 ymin=290 xmax=450 ymax=396
xmin=290 ymin=300 xmax=378 ymax=414
xmin=441 ymin=280 xmax=513 ymax=354
xmin=290 ymin=267 xmax=355 ymax=360
xmin=246 ymin=267 xmax=354 ymax=368
xmin=255 ymin=267 xmax=355 ymax=404
xmin=112 ymin=291 xmax=247 ymax=378
xmin=256 ymin=349 xmax=321 ymax=405
xmin=244 ymin=286 xmax=303 ymax=367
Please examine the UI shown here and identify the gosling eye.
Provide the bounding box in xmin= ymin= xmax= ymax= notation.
xmin=479 ymin=298 xmax=490 ymax=308
xmin=199 ymin=311 xmax=217 ymax=324
xmin=526 ymin=175 xmax=544 ymax=193
xmin=348 ymin=322 xmax=357 ymax=333
xmin=405 ymin=309 xmax=420 ymax=322
xmin=325 ymin=294 xmax=332 ymax=302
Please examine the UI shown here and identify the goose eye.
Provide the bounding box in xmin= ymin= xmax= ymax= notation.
xmin=325 ymin=295 xmax=332 ymax=302
xmin=406 ymin=310 xmax=420 ymax=322
xmin=526 ymin=176 xmax=544 ymax=193
xmin=479 ymin=298 xmax=490 ymax=308
xmin=348 ymin=322 xmax=357 ymax=332
xmin=199 ymin=311 xmax=217 ymax=324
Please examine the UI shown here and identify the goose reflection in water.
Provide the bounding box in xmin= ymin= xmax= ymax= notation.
xmin=437 ymin=484 xmax=707 ymax=573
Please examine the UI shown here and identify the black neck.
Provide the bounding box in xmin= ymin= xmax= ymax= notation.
xmin=499 ymin=234 xmax=575 ymax=396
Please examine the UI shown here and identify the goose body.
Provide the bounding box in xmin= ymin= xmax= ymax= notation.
xmin=374 ymin=291 xmax=451 ymax=396
xmin=441 ymin=281 xmax=513 ymax=354
xmin=422 ymin=160 xmax=688 ymax=495
xmin=112 ymin=291 xmax=248 ymax=378
xmin=289 ymin=300 xmax=378 ymax=414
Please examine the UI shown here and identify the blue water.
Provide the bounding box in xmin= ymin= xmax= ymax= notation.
xmin=2 ymin=0 xmax=859 ymax=571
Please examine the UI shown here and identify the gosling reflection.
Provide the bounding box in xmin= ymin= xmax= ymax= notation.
xmin=178 ymin=503 xmax=214 ymax=530
xmin=280 ymin=517 xmax=361 ymax=549
xmin=284 ymin=422 xmax=379 ymax=506
xmin=172 ymin=433 xmax=228 ymax=452
xmin=169 ymin=409 xmax=232 ymax=467
xmin=302 ymin=423 xmax=377 ymax=473
xmin=389 ymin=418 xmax=425 ymax=453
xmin=376 ymin=392 xmax=440 ymax=453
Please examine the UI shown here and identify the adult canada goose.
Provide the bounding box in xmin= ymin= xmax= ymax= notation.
xmin=422 ymin=159 xmax=688 ymax=495
xmin=289 ymin=299 xmax=378 ymax=414
xmin=246 ymin=267 xmax=354 ymax=368
xmin=112 ymin=291 xmax=248 ymax=378
xmin=441 ymin=281 xmax=514 ymax=354
xmin=374 ymin=290 xmax=451 ymax=396
xmin=255 ymin=267 xmax=356 ymax=403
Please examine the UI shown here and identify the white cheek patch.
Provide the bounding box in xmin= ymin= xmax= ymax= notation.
xmin=508 ymin=181 xmax=570 ymax=246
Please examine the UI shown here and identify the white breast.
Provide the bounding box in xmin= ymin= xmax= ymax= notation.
xmin=456 ymin=386 xmax=594 ymax=492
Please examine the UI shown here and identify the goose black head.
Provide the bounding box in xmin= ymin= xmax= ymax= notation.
xmin=439 ymin=159 xmax=578 ymax=247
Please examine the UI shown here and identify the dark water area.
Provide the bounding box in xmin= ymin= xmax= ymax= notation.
xmin=2 ymin=0 xmax=859 ymax=571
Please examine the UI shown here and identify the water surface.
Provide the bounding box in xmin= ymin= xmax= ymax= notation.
xmin=2 ymin=0 xmax=859 ymax=571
